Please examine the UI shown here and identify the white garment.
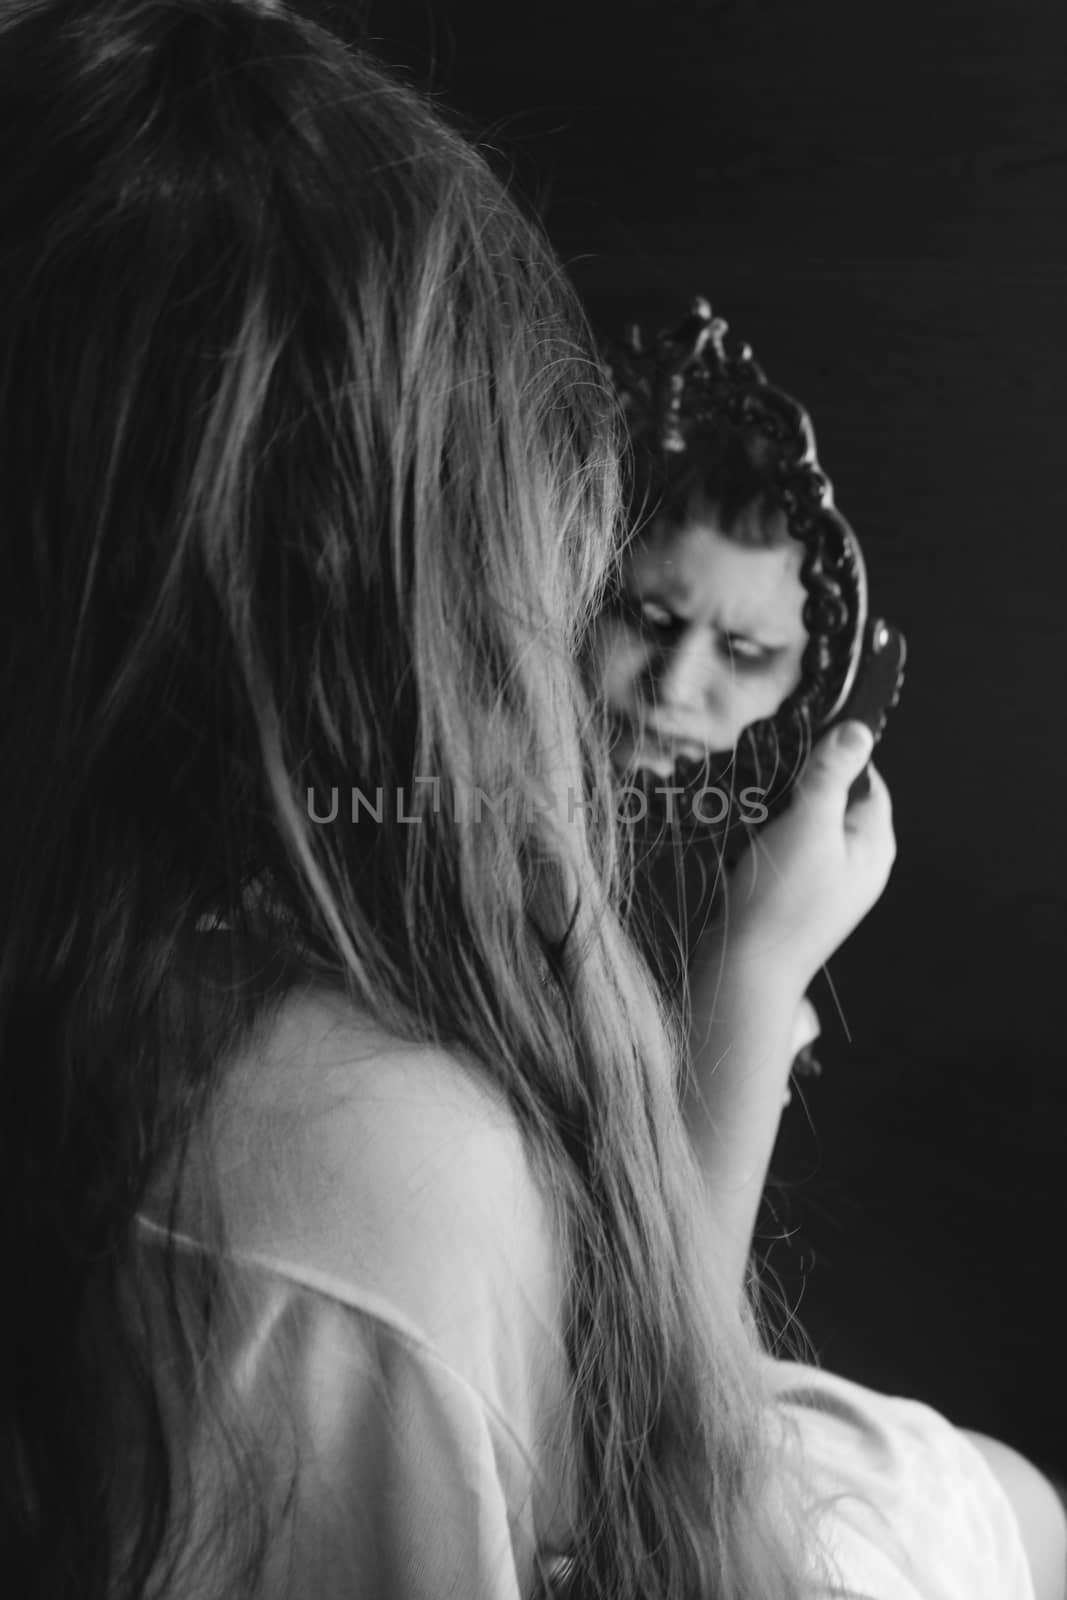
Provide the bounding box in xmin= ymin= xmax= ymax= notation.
xmin=135 ymin=987 xmax=1034 ymax=1599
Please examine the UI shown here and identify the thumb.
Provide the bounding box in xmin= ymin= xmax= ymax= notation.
xmin=800 ymin=720 xmax=875 ymax=807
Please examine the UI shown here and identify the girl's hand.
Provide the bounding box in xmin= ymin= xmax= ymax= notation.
xmin=721 ymin=720 xmax=896 ymax=994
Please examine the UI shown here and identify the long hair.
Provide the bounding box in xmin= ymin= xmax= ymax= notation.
xmin=0 ymin=2 xmax=814 ymax=1596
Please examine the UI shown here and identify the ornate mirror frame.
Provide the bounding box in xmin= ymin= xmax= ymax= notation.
xmin=600 ymin=296 xmax=869 ymax=846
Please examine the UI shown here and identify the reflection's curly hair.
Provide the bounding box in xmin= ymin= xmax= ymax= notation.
xmin=0 ymin=4 xmax=815 ymax=1597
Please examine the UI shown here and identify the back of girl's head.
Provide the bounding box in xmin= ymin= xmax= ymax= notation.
xmin=0 ymin=0 xmax=620 ymax=986
xmin=0 ymin=5 xmax=813 ymax=1597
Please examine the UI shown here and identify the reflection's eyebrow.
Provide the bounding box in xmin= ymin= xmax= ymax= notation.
xmin=717 ymin=613 xmax=786 ymax=646
xmin=632 ymin=573 xmax=691 ymax=609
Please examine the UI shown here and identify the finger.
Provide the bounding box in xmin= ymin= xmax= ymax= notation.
xmin=843 ymin=764 xmax=897 ymax=875
xmin=798 ymin=721 xmax=875 ymax=816
xmin=843 ymin=761 xmax=893 ymax=834
xmin=848 ymin=766 xmax=872 ymax=805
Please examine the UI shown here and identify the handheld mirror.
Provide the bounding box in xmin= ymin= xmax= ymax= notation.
xmin=593 ymin=296 xmax=905 ymax=857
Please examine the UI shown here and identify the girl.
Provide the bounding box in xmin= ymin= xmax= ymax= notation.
xmin=0 ymin=2 xmax=1060 ymax=1597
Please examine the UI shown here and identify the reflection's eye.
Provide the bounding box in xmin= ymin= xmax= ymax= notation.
xmin=638 ymin=599 xmax=678 ymax=632
xmin=722 ymin=633 xmax=778 ymax=667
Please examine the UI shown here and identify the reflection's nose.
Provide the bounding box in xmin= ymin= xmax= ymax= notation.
xmin=654 ymin=629 xmax=728 ymax=712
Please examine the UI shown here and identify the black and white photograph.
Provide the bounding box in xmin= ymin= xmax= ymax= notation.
xmin=2 ymin=0 xmax=1066 ymax=1595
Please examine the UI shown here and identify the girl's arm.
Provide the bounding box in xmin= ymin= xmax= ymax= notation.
xmin=680 ymin=721 xmax=895 ymax=1298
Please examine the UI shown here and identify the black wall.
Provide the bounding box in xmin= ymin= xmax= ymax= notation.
xmin=341 ymin=0 xmax=1067 ymax=1474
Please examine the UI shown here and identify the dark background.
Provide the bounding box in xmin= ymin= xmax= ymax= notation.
xmin=335 ymin=0 xmax=1067 ymax=1475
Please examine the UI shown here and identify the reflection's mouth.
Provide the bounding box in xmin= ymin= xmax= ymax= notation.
xmin=604 ymin=713 xmax=766 ymax=839
xmin=608 ymin=718 xmax=716 ymax=779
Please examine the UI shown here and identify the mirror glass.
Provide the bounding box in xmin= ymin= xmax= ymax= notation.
xmin=590 ymin=297 xmax=869 ymax=856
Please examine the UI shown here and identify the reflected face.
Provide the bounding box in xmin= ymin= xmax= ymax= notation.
xmin=594 ymin=498 xmax=808 ymax=777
